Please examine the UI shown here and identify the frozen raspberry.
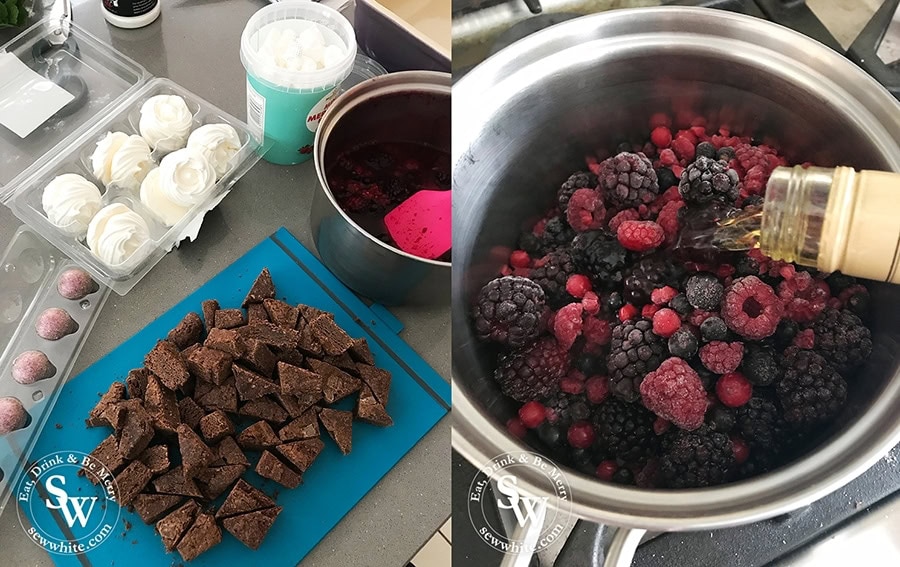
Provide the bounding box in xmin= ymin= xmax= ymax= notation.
xmin=509 ymin=250 xmax=531 ymax=268
xmin=699 ymin=341 xmax=744 ymax=374
xmin=656 ymin=200 xmax=684 ymax=244
xmin=585 ymin=376 xmax=610 ymax=404
xmin=730 ymin=436 xmax=750 ymax=464
xmin=652 ymin=308 xmax=681 ymax=338
xmin=519 ymin=401 xmax=547 ymax=429
xmin=659 ymin=149 xmax=678 ymax=167
xmin=651 ymin=126 xmax=672 ymax=148
xmin=596 ymin=460 xmax=618 ymax=481
xmin=671 ymin=136 xmax=696 ymax=162
xmin=553 ymin=303 xmax=585 ymax=351
xmin=566 ymin=274 xmax=592 ymax=299
xmin=617 ymin=220 xmax=665 ymax=252
xmin=778 ymin=271 xmax=829 ymax=323
xmin=608 ymin=208 xmax=641 ymax=232
xmin=722 ymin=276 xmax=784 ymax=340
xmin=568 ymin=421 xmax=596 ymax=449
xmin=792 ymin=328 xmax=815 ymax=349
xmin=566 ymin=188 xmax=606 ymax=232
xmin=651 ymin=286 xmax=679 ymax=305
xmin=507 ymin=417 xmax=527 ymax=439
xmin=639 ymin=357 xmax=708 ymax=430
xmin=560 ymin=375 xmax=585 ymax=394
xmin=715 ymin=372 xmax=753 ymax=408
xmin=618 ymin=303 xmax=638 ymax=322
xmin=582 ymin=317 xmax=612 ymax=352
xmin=688 ymin=309 xmax=717 ymax=327
xmin=581 ymin=291 xmax=600 ymax=315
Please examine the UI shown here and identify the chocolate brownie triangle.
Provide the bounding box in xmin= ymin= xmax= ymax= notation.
xmin=83 ymin=435 xmax=127 ymax=483
xmin=178 ymin=397 xmax=205 ymax=430
xmin=309 ymin=314 xmax=354 ymax=356
xmin=126 ymin=368 xmax=150 ymax=401
xmin=247 ymin=302 xmax=269 ymax=325
xmin=157 ymin=499 xmax=200 ymax=552
xmin=356 ymin=387 xmax=393 ymax=427
xmin=296 ymin=326 xmax=324 ymax=358
xmin=263 ymin=299 xmax=299 ymax=329
xmin=278 ymin=409 xmax=320 ymax=442
xmin=198 ymin=464 xmax=247 ymax=500
xmin=199 ymin=410 xmax=235 ymax=443
xmin=132 ymin=493 xmax=184 ymax=525
xmin=144 ymin=340 xmax=189 ymax=391
xmin=86 ymin=381 xmax=126 ymax=428
xmin=240 ymin=397 xmax=289 ymax=424
xmin=222 ymin=506 xmax=282 ymax=550
xmin=197 ymin=378 xmax=238 ymax=413
xmin=323 ymin=352 xmax=360 ymax=376
xmin=348 ymin=337 xmax=375 ymax=365
xmin=201 ymin=299 xmax=219 ymax=333
xmin=275 ymin=348 xmax=305 ymax=367
xmin=186 ymin=346 xmax=233 ymax=385
xmin=276 ymin=439 xmax=324 ymax=473
xmin=153 ymin=466 xmax=203 ymax=499
xmin=297 ymin=305 xmax=330 ymax=327
xmin=144 ymin=374 xmax=180 ymax=434
xmin=234 ymin=364 xmax=279 ymax=401
xmin=215 ymin=436 xmax=250 ymax=467
xmin=138 ymin=444 xmax=171 ymax=476
xmin=357 ymin=364 xmax=392 ymax=406
xmin=319 ymin=408 xmax=353 ymax=455
xmin=273 ymin=392 xmax=312 ymax=419
xmin=237 ymin=322 xmax=299 ymax=351
xmin=205 ymin=328 xmax=246 ymax=358
xmin=215 ymin=479 xmax=277 ymax=520
xmin=115 ymin=461 xmax=152 ymax=507
xmin=116 ymin=400 xmax=154 ymax=459
xmin=236 ymin=420 xmax=280 ymax=451
xmin=214 ymin=308 xmax=245 ymax=329
xmin=240 ymin=339 xmax=277 ymax=377
xmin=242 ymin=267 xmax=276 ymax=307
xmin=167 ymin=312 xmax=203 ymax=350
xmin=277 ymin=361 xmax=322 ymax=398
xmin=255 ymin=451 xmax=301 ymax=489
xmin=308 ymin=359 xmax=360 ymax=404
xmin=177 ymin=424 xmax=215 ymax=479
xmin=176 ymin=512 xmax=221 ymax=561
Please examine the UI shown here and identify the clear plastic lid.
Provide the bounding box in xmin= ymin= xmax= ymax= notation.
xmin=0 ymin=19 xmax=148 ymax=203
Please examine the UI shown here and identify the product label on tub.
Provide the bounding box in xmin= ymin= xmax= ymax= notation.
xmin=246 ymin=79 xmax=267 ymax=140
xmin=306 ymin=88 xmax=339 ymax=133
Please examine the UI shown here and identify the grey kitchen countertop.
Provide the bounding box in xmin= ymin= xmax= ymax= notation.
xmin=0 ymin=0 xmax=450 ymax=565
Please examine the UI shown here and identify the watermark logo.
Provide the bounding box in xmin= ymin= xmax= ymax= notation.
xmin=16 ymin=451 xmax=119 ymax=555
xmin=468 ymin=452 xmax=572 ymax=554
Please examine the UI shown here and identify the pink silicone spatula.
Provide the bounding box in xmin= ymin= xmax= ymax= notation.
xmin=384 ymin=190 xmax=452 ymax=260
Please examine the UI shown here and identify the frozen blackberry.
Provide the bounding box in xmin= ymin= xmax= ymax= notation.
xmin=735 ymin=254 xmax=761 ymax=277
xmin=558 ymin=171 xmax=598 ymax=214
xmin=736 ymin=450 xmax=778 ymax=479
xmin=735 ymin=397 xmax=782 ymax=449
xmin=700 ymin=316 xmax=728 ymax=342
xmin=695 ymin=142 xmax=717 ymax=159
xmin=678 ymin=156 xmax=740 ymax=207
xmin=473 ymin=276 xmax=546 ymax=348
xmin=592 ymin=399 xmax=659 ymax=465
xmin=571 ymin=231 xmax=629 ymax=290
xmin=656 ymin=168 xmax=678 ymax=191
xmin=607 ymin=319 xmax=666 ymax=401
xmin=669 ymin=294 xmax=692 ymax=316
xmin=776 ymin=350 xmax=847 ymax=426
xmin=518 ymin=231 xmax=544 ymax=256
xmin=494 ymin=337 xmax=569 ymax=402
xmin=668 ymin=327 xmax=698 ymax=359
xmin=597 ymin=152 xmax=660 ymax=208
xmin=811 ymin=308 xmax=872 ymax=373
xmin=659 ymin=425 xmax=735 ymax=488
xmin=541 ymin=216 xmax=576 ymax=252
xmin=529 ymin=250 xmax=578 ymax=307
xmin=706 ymin=405 xmax=735 ymax=433
xmin=741 ymin=345 xmax=780 ymax=386
xmin=685 ymin=273 xmax=724 ymax=311
xmin=574 ymin=353 xmax=605 ymax=376
xmin=542 ymin=391 xmax=592 ymax=427
xmin=717 ymin=146 xmax=736 ymax=161
xmin=623 ymin=256 xmax=684 ymax=305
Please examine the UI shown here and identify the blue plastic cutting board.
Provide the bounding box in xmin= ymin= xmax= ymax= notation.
xmin=24 ymin=228 xmax=450 ymax=567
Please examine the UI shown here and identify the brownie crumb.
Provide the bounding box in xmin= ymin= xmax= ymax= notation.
xmin=319 ymin=408 xmax=353 ymax=455
xmin=242 ymin=268 xmax=276 ymax=307
xmin=167 ymin=312 xmax=203 ymax=350
xmin=255 ymin=451 xmax=301 ymax=489
xmin=199 ymin=410 xmax=235 ymax=444
xmin=144 ymin=341 xmax=190 ymax=391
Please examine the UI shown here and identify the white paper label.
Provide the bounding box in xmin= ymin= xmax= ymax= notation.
xmin=246 ymin=79 xmax=266 ymax=140
xmin=0 ymin=53 xmax=75 ymax=138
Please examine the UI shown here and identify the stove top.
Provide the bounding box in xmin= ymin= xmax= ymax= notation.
xmin=451 ymin=1 xmax=900 ymax=565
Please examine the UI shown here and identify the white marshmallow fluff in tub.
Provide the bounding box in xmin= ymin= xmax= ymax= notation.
xmin=250 ymin=20 xmax=349 ymax=88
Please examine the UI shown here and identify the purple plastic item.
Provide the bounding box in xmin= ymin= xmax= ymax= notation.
xmin=384 ymin=190 xmax=451 ymax=260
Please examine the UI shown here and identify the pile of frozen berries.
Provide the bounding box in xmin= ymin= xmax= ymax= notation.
xmin=472 ymin=114 xmax=874 ymax=488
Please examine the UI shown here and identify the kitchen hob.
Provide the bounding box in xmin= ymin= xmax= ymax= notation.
xmin=451 ymin=1 xmax=900 ymax=565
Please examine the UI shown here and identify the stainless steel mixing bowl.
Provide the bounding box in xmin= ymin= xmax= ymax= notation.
xmin=452 ymin=6 xmax=900 ymax=564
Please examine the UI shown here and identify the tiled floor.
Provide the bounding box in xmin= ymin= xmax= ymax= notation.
xmin=408 ymin=518 xmax=452 ymax=567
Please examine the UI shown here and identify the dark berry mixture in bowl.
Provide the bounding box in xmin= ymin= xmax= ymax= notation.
xmin=326 ymin=141 xmax=451 ymax=262
xmin=473 ymin=118 xmax=874 ymax=488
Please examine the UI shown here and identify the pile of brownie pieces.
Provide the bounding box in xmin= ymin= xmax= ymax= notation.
xmin=81 ymin=267 xmax=394 ymax=561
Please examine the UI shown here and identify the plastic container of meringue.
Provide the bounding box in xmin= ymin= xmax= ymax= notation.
xmin=0 ymin=225 xmax=110 ymax=515
xmin=0 ymin=19 xmax=264 ymax=295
